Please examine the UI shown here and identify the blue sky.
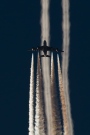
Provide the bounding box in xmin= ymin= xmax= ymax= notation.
xmin=0 ymin=0 xmax=90 ymax=135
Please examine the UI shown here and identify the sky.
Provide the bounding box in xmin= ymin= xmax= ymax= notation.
xmin=0 ymin=0 xmax=90 ymax=135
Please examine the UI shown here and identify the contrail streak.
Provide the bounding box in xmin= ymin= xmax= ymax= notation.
xmin=40 ymin=0 xmax=52 ymax=135
xmin=29 ymin=54 xmax=34 ymax=135
xmin=40 ymin=0 xmax=50 ymax=45
xmin=51 ymin=53 xmax=62 ymax=135
xmin=35 ymin=54 xmax=47 ymax=135
xmin=38 ymin=54 xmax=47 ymax=135
xmin=35 ymin=54 xmax=41 ymax=135
xmin=61 ymin=0 xmax=74 ymax=135
xmin=41 ymin=58 xmax=51 ymax=135
xmin=57 ymin=54 xmax=69 ymax=135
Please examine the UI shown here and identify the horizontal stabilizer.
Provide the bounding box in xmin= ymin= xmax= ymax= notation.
xmin=40 ymin=55 xmax=44 ymax=57
xmin=46 ymin=55 xmax=51 ymax=57
xmin=40 ymin=55 xmax=51 ymax=57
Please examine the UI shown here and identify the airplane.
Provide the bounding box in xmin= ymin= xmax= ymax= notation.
xmin=28 ymin=40 xmax=64 ymax=57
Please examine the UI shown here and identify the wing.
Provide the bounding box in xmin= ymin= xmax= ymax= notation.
xmin=45 ymin=46 xmax=64 ymax=52
xmin=37 ymin=46 xmax=44 ymax=50
xmin=28 ymin=47 xmax=38 ymax=51
xmin=28 ymin=46 xmax=44 ymax=51
xmin=45 ymin=46 xmax=53 ymax=51
xmin=56 ymin=49 xmax=64 ymax=52
xmin=50 ymin=48 xmax=64 ymax=52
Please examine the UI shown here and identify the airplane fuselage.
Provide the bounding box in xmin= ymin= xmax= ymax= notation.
xmin=42 ymin=40 xmax=48 ymax=56
xmin=29 ymin=40 xmax=64 ymax=57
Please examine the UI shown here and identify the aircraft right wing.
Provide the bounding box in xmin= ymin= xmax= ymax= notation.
xmin=46 ymin=46 xmax=53 ymax=51
xmin=45 ymin=47 xmax=63 ymax=52
xmin=56 ymin=49 xmax=64 ymax=52
xmin=50 ymin=47 xmax=64 ymax=52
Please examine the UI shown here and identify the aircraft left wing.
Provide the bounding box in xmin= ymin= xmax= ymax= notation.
xmin=28 ymin=46 xmax=44 ymax=51
xmin=37 ymin=46 xmax=44 ymax=50
xmin=28 ymin=47 xmax=38 ymax=51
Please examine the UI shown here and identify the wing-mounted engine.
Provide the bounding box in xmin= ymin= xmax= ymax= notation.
xmin=31 ymin=47 xmax=39 ymax=51
xmin=56 ymin=48 xmax=58 ymax=52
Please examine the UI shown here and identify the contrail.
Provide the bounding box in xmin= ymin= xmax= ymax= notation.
xmin=29 ymin=54 xmax=34 ymax=135
xmin=41 ymin=58 xmax=52 ymax=135
xmin=35 ymin=54 xmax=41 ymax=135
xmin=40 ymin=0 xmax=50 ymax=45
xmin=51 ymin=53 xmax=62 ymax=135
xmin=57 ymin=54 xmax=69 ymax=135
xmin=38 ymin=53 xmax=47 ymax=135
xmin=40 ymin=0 xmax=52 ymax=135
xmin=61 ymin=0 xmax=74 ymax=135
xmin=35 ymin=53 xmax=47 ymax=135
